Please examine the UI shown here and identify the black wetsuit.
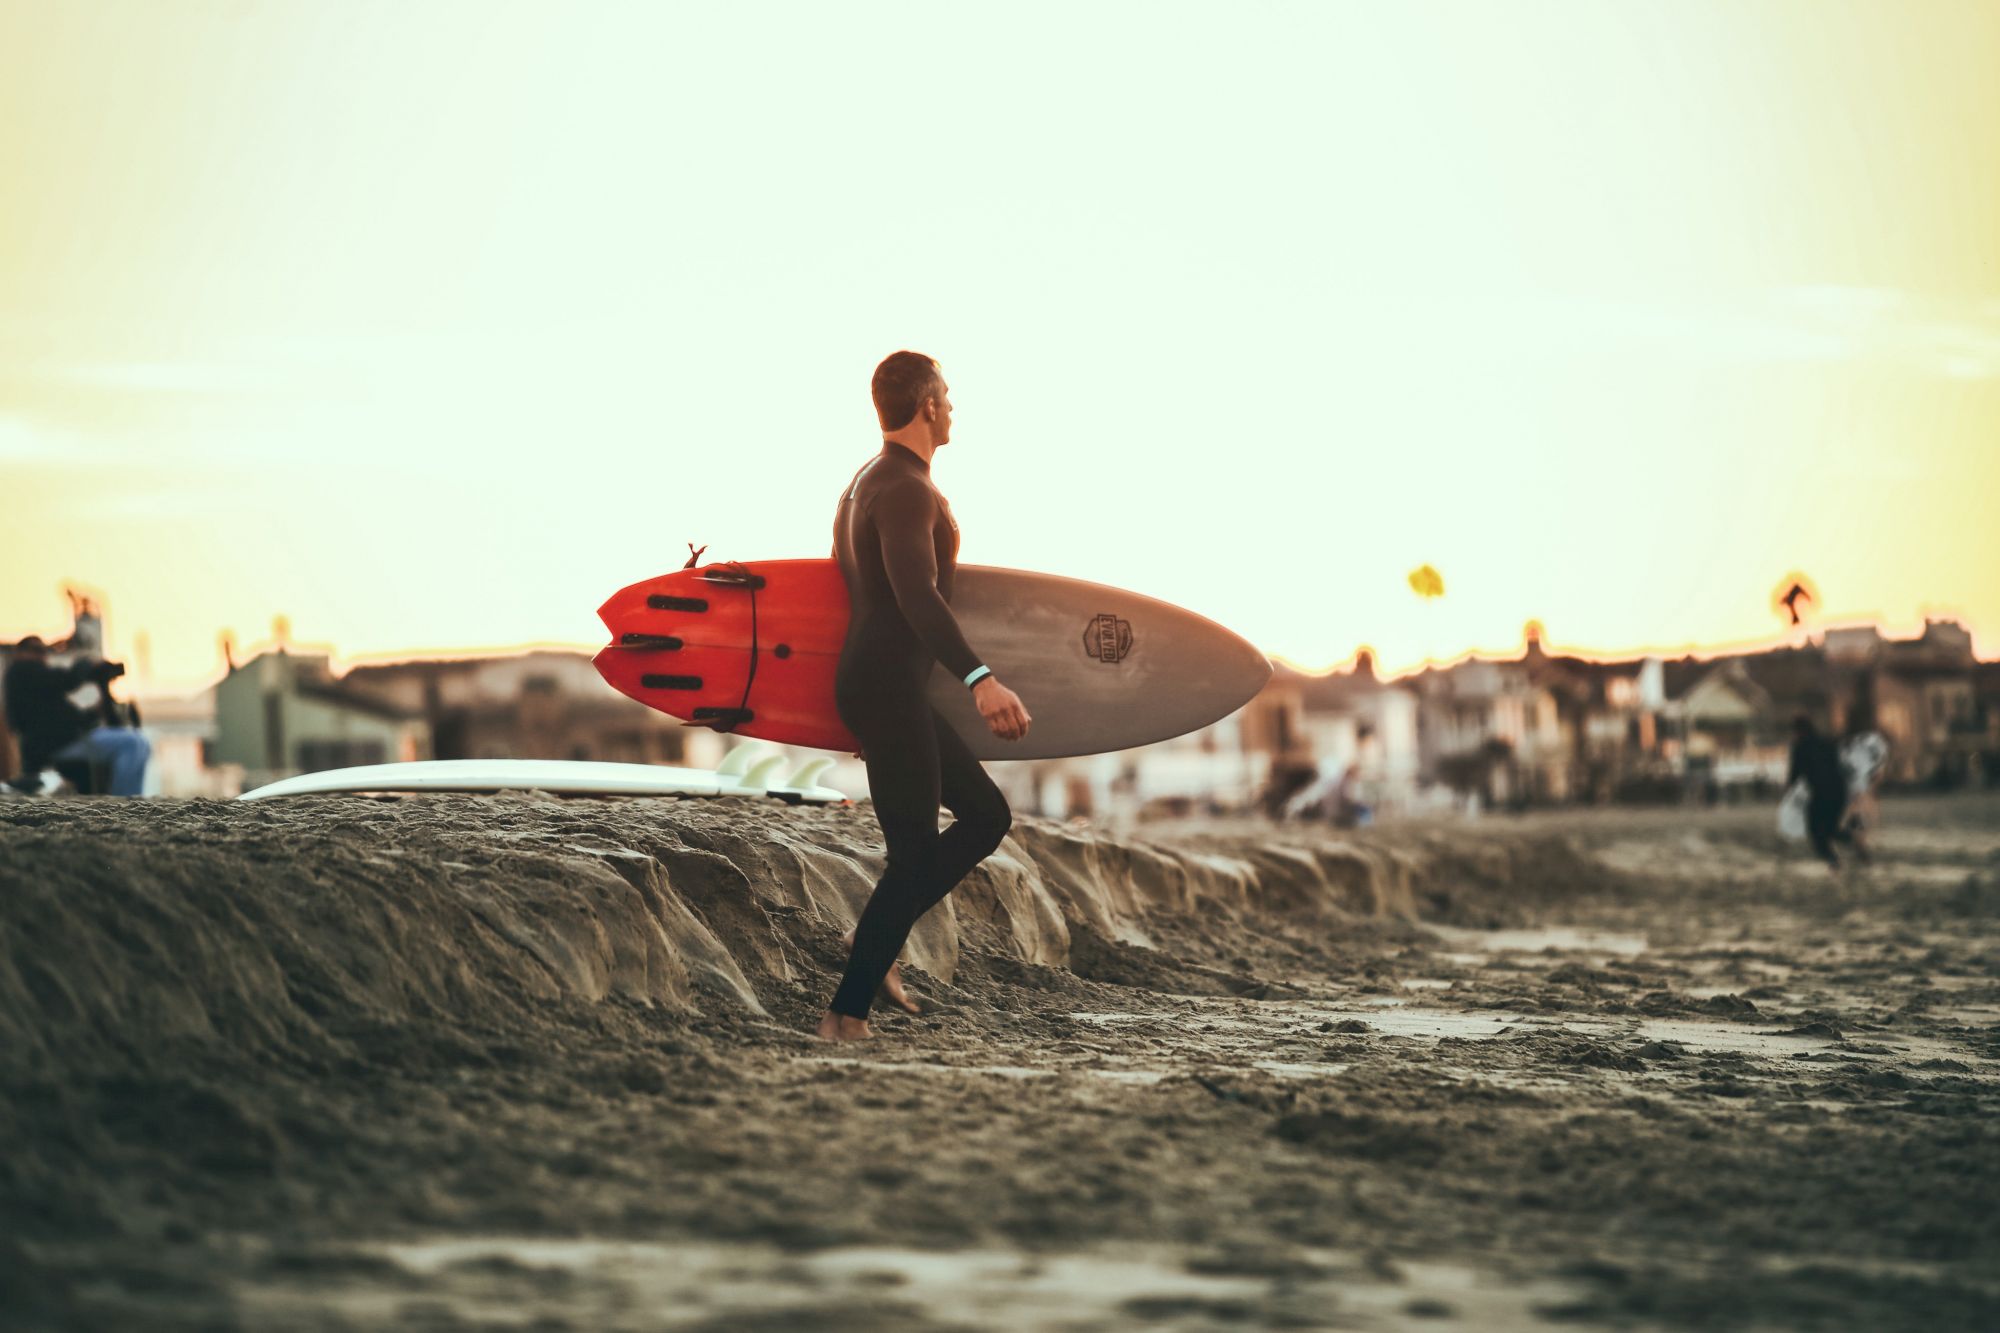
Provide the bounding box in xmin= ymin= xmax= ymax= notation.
xmin=828 ymin=443 xmax=1012 ymax=1019
xmin=1788 ymin=733 xmax=1851 ymax=867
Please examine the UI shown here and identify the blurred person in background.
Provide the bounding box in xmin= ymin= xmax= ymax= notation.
xmin=1787 ymin=714 xmax=1856 ymax=873
xmin=84 ymin=657 xmax=150 ymax=795
xmin=1337 ymin=725 xmax=1379 ymax=828
xmin=3 ymin=637 xmax=150 ymax=796
xmin=1839 ymin=700 xmax=1890 ymax=855
xmin=5 ymin=636 xmax=92 ymax=791
xmin=1280 ymin=726 xmax=1379 ymax=827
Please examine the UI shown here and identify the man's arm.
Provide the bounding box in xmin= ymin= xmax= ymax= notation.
xmin=873 ymin=482 xmax=985 ymax=681
xmin=873 ymin=482 xmax=1032 ymax=741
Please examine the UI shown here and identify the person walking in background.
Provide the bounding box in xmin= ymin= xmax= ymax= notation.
xmin=1839 ymin=701 xmax=1890 ymax=857
xmin=1787 ymin=714 xmax=1853 ymax=873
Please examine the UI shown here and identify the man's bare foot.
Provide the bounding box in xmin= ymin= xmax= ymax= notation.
xmin=876 ymin=962 xmax=923 ymax=1015
xmin=814 ymin=1010 xmax=874 ymax=1042
xmin=842 ymin=929 xmax=922 ymax=1016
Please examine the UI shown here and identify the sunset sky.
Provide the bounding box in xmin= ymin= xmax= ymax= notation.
xmin=5 ymin=1 xmax=1997 ymax=693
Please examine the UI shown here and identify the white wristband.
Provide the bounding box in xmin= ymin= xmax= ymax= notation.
xmin=964 ymin=665 xmax=993 ymax=689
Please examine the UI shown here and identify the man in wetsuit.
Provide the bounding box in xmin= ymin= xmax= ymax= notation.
xmin=815 ymin=352 xmax=1031 ymax=1043
xmin=1787 ymin=714 xmax=1852 ymax=873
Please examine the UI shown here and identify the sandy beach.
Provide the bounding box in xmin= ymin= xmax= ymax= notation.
xmin=3 ymin=791 xmax=1997 ymax=1331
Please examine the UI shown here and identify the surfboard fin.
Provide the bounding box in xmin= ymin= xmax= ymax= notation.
xmin=714 ymin=744 xmax=768 ymax=778
xmin=784 ymin=757 xmax=834 ymax=789
xmin=697 ymin=564 xmax=767 ymax=590
xmin=691 ymin=707 xmax=754 ymax=731
xmin=742 ymin=753 xmax=787 ymax=788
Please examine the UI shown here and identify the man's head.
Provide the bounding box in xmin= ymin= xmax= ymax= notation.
xmin=1792 ymin=713 xmax=1818 ymax=741
xmin=14 ymin=635 xmax=47 ymax=661
xmin=872 ymin=351 xmax=952 ymax=446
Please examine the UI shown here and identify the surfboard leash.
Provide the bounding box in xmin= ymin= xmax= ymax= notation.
xmin=689 ymin=561 xmax=764 ymax=733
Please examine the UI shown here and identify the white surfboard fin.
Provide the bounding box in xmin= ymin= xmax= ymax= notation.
xmin=741 ymin=752 xmax=788 ymax=789
xmin=784 ymin=757 xmax=834 ymax=790
xmin=715 ymin=744 xmax=768 ymax=778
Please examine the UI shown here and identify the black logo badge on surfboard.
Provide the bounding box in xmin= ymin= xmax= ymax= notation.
xmin=1083 ymin=613 xmax=1133 ymax=664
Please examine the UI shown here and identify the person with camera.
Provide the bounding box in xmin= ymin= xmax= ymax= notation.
xmin=3 ymin=637 xmax=150 ymax=795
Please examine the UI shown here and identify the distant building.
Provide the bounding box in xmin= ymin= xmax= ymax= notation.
xmin=1005 ymin=708 xmax=1265 ymax=822
xmin=1002 ymin=617 xmax=1998 ymax=818
xmin=1249 ymin=650 xmax=1422 ymax=815
xmin=1652 ymin=618 xmax=1987 ymax=792
xmin=1406 ymin=632 xmax=1569 ymax=808
xmin=1524 ymin=639 xmax=1662 ymax=803
xmin=209 ymin=646 xmax=715 ymax=793
xmin=340 ymin=650 xmax=697 ymax=767
xmin=1659 ymin=656 xmax=1795 ymax=792
xmin=140 ymin=692 xmax=239 ymax=798
xmin=1829 ymin=619 xmax=1986 ymax=786
xmin=1976 ymin=661 xmax=2000 ymax=782
xmin=212 ymin=650 xmax=429 ymax=791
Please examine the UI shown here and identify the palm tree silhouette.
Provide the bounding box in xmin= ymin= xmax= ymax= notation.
xmin=1781 ymin=583 xmax=1810 ymax=625
xmin=1771 ymin=572 xmax=1819 ymax=630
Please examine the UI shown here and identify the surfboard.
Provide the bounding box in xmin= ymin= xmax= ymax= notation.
xmin=237 ymin=755 xmax=846 ymax=804
xmin=594 ymin=560 xmax=1271 ymax=760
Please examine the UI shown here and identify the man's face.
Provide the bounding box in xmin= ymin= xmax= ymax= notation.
xmin=930 ymin=381 xmax=953 ymax=446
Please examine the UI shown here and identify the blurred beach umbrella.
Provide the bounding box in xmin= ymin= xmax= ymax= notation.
xmin=1407 ymin=564 xmax=1445 ymax=601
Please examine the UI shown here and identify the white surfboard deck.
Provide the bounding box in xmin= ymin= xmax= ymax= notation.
xmin=930 ymin=566 xmax=1274 ymax=760
xmin=238 ymin=756 xmax=846 ymax=804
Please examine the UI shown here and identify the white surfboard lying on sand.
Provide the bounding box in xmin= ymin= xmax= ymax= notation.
xmin=238 ymin=750 xmax=845 ymax=805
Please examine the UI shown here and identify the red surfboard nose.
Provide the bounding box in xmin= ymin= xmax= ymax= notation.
xmin=595 ymin=560 xmax=856 ymax=753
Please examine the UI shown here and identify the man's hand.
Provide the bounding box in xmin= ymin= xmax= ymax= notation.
xmin=973 ymin=676 xmax=1031 ymax=742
